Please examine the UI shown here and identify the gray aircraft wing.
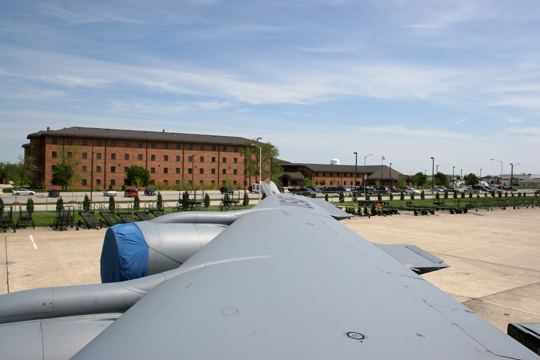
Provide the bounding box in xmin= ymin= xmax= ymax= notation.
xmin=71 ymin=194 xmax=535 ymax=359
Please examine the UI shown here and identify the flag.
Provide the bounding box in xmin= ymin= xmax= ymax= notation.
xmin=256 ymin=173 xmax=261 ymax=184
xmin=382 ymin=156 xmax=385 ymax=161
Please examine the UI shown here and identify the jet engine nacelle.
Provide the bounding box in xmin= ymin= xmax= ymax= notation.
xmin=100 ymin=222 xmax=226 ymax=283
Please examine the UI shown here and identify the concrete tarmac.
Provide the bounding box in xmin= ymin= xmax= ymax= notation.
xmin=1 ymin=207 xmax=539 ymax=332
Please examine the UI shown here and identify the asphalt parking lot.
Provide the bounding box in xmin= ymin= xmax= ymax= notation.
xmin=1 ymin=207 xmax=538 ymax=332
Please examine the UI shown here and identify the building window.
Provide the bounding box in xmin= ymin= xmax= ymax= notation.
xmin=82 ymin=152 xmax=87 ymax=159
xmin=124 ymin=154 xmax=129 ymax=160
xmin=199 ymin=168 xmax=204 ymax=174
xmin=138 ymin=154 xmax=143 ymax=161
xmin=222 ymin=157 xmax=226 ymax=163
xmin=222 ymin=180 xmax=226 ymax=184
xmin=233 ymin=169 xmax=237 ymax=175
xmin=222 ymin=169 xmax=226 ymax=175
xmin=176 ymin=156 xmax=180 ymax=162
xmin=151 ymin=167 xmax=155 ymax=174
xmin=52 ymin=151 xmax=57 ymax=158
xmin=151 ymin=142 xmax=156 ymax=148
xmin=124 ymin=167 xmax=129 ymax=173
xmin=67 ymin=138 xmax=72 ymax=145
xmin=111 ymin=140 xmax=116 ymax=147
xmin=125 ymin=141 xmax=129 ymax=147
xmin=212 ymin=145 xmax=216 ymax=151
xmin=212 ymin=180 xmax=216 ymax=184
xmin=176 ymin=168 xmax=180 ymax=174
xmin=67 ymin=152 xmax=72 ymax=158
xmin=138 ymin=141 xmax=143 ymax=148
xmin=96 ymin=153 xmax=101 ymax=160
xmin=200 ymin=145 xmax=204 ymax=150
xmin=164 ymin=155 xmax=168 ymax=161
xmin=212 ymin=169 xmax=216 ymax=174
xmin=52 ymin=137 xmax=57 ymax=144
xmin=188 ymin=144 xmax=193 ymax=150
xmin=199 ymin=180 xmax=203 ymax=184
xmin=188 ymin=168 xmax=192 ymax=174
xmin=150 ymin=180 xmax=155 ymax=185
xmin=82 ymin=179 xmax=87 ymax=186
xmin=96 ymin=179 xmax=101 ymax=185
xmin=151 ymin=155 xmax=155 ymax=161
xmin=164 ymin=143 xmax=169 ymax=149
xmin=176 ymin=180 xmax=180 ymax=184
xmin=222 ymin=146 xmax=227 ymax=151
xmin=188 ymin=156 xmax=193 ymax=162
xmin=176 ymin=143 xmax=181 ymax=149
xmin=83 ymin=139 xmax=87 ymax=145
xmin=111 ymin=153 xmax=116 ymax=160
xmin=199 ymin=156 xmax=204 ymax=162
xmin=234 ymin=147 xmax=238 ymax=152
xmin=110 ymin=166 xmax=116 ymax=173
xmin=164 ymin=168 xmax=168 ymax=174
xmin=233 ymin=158 xmax=237 ymax=163
xmin=82 ymin=166 xmax=87 ymax=172
xmin=164 ymin=180 xmax=168 ymax=184
xmin=110 ymin=179 xmax=115 ymax=186
xmin=97 ymin=140 xmax=102 ymax=146
xmin=96 ymin=166 xmax=101 ymax=173
xmin=233 ymin=180 xmax=237 ymax=185
xmin=212 ymin=157 xmax=216 ymax=163
xmin=52 ymin=165 xmax=57 ymax=171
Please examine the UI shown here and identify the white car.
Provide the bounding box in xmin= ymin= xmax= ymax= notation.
xmin=103 ymin=189 xmax=117 ymax=197
xmin=12 ymin=188 xmax=35 ymax=196
xmin=403 ymin=187 xmax=421 ymax=194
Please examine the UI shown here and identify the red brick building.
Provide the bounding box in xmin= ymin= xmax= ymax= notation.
xmin=24 ymin=127 xmax=258 ymax=190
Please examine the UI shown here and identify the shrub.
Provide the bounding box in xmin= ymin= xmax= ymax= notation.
xmin=56 ymin=197 xmax=64 ymax=213
xmin=339 ymin=191 xmax=345 ymax=202
xmin=325 ymin=193 xmax=329 ymax=202
xmin=400 ymin=192 xmax=404 ymax=201
xmin=26 ymin=198 xmax=34 ymax=214
xmin=134 ymin=194 xmax=140 ymax=211
xmin=83 ymin=194 xmax=91 ymax=212
xmin=109 ymin=195 xmax=115 ymax=211
xmin=421 ymin=190 xmax=425 ymax=200
xmin=204 ymin=193 xmax=210 ymax=208
xmin=157 ymin=192 xmax=163 ymax=210
xmin=243 ymin=192 xmax=249 ymax=207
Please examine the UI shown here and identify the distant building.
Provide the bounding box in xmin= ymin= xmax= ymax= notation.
xmin=277 ymin=160 xmax=408 ymax=188
xmin=499 ymin=174 xmax=540 ymax=187
xmin=24 ymin=127 xmax=258 ymax=190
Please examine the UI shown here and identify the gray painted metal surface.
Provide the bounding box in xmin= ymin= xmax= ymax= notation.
xmin=0 ymin=194 xmax=537 ymax=359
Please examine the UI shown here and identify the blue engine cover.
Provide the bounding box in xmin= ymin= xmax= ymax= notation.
xmin=101 ymin=223 xmax=148 ymax=283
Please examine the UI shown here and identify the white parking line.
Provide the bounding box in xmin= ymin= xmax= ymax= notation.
xmin=29 ymin=235 xmax=38 ymax=250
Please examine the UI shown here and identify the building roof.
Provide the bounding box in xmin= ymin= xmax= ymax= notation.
xmin=27 ymin=127 xmax=257 ymax=146
xmin=280 ymin=162 xmax=406 ymax=177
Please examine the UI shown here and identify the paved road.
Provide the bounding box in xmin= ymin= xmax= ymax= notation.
xmin=1 ymin=207 xmax=538 ymax=332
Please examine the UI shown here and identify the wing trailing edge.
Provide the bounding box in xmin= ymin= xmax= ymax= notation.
xmin=375 ymin=244 xmax=449 ymax=274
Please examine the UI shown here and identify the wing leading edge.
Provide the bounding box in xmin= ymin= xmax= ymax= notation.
xmin=73 ymin=194 xmax=536 ymax=359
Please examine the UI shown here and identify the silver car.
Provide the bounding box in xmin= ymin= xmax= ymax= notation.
xmin=103 ymin=189 xmax=118 ymax=196
xmin=12 ymin=188 xmax=35 ymax=196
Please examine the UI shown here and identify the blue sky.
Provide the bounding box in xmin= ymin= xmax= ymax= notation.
xmin=1 ymin=0 xmax=539 ymax=177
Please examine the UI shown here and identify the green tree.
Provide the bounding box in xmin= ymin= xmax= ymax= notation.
xmin=157 ymin=192 xmax=163 ymax=210
xmin=50 ymin=163 xmax=75 ymax=190
xmin=375 ymin=179 xmax=381 ymax=187
xmin=434 ymin=172 xmax=450 ymax=187
xmin=124 ymin=165 xmax=151 ymax=188
xmin=464 ymin=173 xmax=479 ymax=186
xmin=56 ymin=197 xmax=64 ymax=213
xmin=396 ymin=178 xmax=406 ymax=188
xmin=304 ymin=177 xmax=313 ymax=188
xmin=26 ymin=198 xmax=34 ymax=214
xmin=411 ymin=172 xmax=428 ymax=187
xmin=243 ymin=192 xmax=249 ymax=207
xmin=204 ymin=193 xmax=210 ymax=208
xmin=83 ymin=194 xmax=91 ymax=212
xmin=108 ymin=195 xmax=115 ymax=211
xmin=8 ymin=155 xmax=39 ymax=189
xmin=243 ymin=141 xmax=283 ymax=183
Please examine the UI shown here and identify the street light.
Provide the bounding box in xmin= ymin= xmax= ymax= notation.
xmin=353 ymin=152 xmax=358 ymax=189
xmin=389 ymin=163 xmax=393 ymax=187
xmin=252 ymin=139 xmax=262 ymax=203
xmin=452 ymin=166 xmax=455 ymax=187
xmin=491 ymin=159 xmax=502 ymax=188
xmin=510 ymin=163 xmax=519 ymax=192
xmin=90 ymin=141 xmax=94 ymax=201
xmin=431 ymin=157 xmax=434 ymax=192
xmin=480 ymin=168 xmax=482 ymax=179
xmin=364 ymin=153 xmax=372 ymax=196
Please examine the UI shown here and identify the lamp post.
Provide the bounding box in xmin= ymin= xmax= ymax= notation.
xmin=491 ymin=159 xmax=502 ymax=188
xmin=90 ymin=141 xmax=94 ymax=201
xmin=452 ymin=166 xmax=455 ymax=187
xmin=431 ymin=157 xmax=434 ymax=192
xmin=243 ymin=148 xmax=247 ymax=194
xmin=436 ymin=165 xmax=439 ymax=173
xmin=192 ymin=155 xmax=195 ymax=200
xmin=364 ymin=153 xmax=372 ymax=196
xmin=252 ymin=139 xmax=262 ymax=203
xmin=510 ymin=163 xmax=519 ymax=192
xmin=480 ymin=168 xmax=482 ymax=179
xmin=389 ymin=163 xmax=393 ymax=188
xmin=353 ymin=152 xmax=358 ymax=189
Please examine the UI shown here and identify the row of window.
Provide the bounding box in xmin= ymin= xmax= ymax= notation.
xmin=71 ymin=166 xmax=243 ymax=175
xmin=52 ymin=137 xmax=239 ymax=152
xmin=81 ymin=179 xmax=241 ymax=186
xmin=315 ymin=172 xmax=356 ymax=177
xmin=52 ymin=151 xmax=239 ymax=163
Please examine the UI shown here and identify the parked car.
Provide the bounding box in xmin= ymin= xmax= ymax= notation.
xmin=535 ymin=189 xmax=540 ymax=195
xmin=402 ymin=187 xmax=421 ymax=194
xmin=354 ymin=186 xmax=376 ymax=194
xmin=48 ymin=189 xmax=60 ymax=197
xmin=144 ymin=188 xmax=156 ymax=196
xmin=103 ymin=189 xmax=117 ymax=196
xmin=12 ymin=188 xmax=35 ymax=196
xmin=277 ymin=186 xmax=285 ymax=193
xmin=375 ymin=186 xmax=391 ymax=194
xmin=308 ymin=186 xmax=321 ymax=193
xmin=431 ymin=186 xmax=447 ymax=192
xmin=220 ymin=187 xmax=234 ymax=195
xmin=290 ymin=187 xmax=315 ymax=196
xmin=124 ymin=188 xmax=138 ymax=197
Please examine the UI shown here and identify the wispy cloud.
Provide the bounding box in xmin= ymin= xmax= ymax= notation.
xmin=507 ymin=118 xmax=522 ymax=123
xmin=351 ymin=124 xmax=472 ymax=140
